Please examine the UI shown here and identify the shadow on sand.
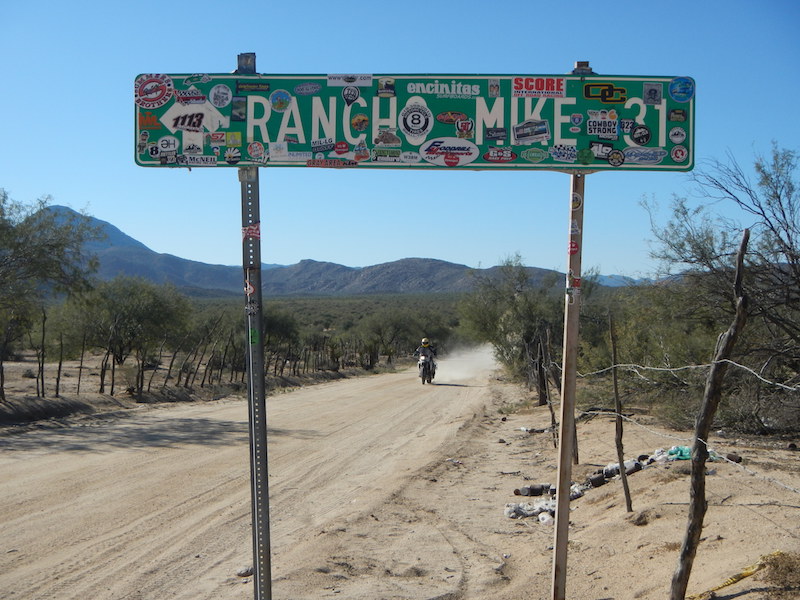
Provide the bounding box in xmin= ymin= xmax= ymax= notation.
xmin=0 ymin=412 xmax=324 ymax=454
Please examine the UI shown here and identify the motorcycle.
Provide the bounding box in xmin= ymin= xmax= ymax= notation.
xmin=418 ymin=354 xmax=434 ymax=385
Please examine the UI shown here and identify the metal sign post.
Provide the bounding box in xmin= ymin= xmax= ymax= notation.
xmin=551 ymin=171 xmax=586 ymax=600
xmin=237 ymin=53 xmax=272 ymax=600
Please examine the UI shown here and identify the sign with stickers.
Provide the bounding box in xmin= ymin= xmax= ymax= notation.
xmin=134 ymin=73 xmax=695 ymax=171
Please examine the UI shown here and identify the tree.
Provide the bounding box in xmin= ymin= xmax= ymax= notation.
xmin=695 ymin=145 xmax=799 ymax=345
xmin=646 ymin=143 xmax=799 ymax=432
xmin=358 ymin=308 xmax=414 ymax=366
xmin=0 ymin=191 xmax=99 ymax=400
xmin=262 ymin=305 xmax=299 ymax=376
xmin=459 ymin=255 xmax=562 ymax=397
xmin=67 ymin=277 xmax=191 ymax=396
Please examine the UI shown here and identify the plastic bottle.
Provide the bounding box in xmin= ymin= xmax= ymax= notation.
xmin=602 ymin=463 xmax=620 ymax=478
xmin=603 ymin=459 xmax=641 ymax=478
xmin=514 ymin=484 xmax=547 ymax=496
xmin=626 ymin=460 xmax=642 ymax=475
xmin=588 ymin=473 xmax=606 ymax=488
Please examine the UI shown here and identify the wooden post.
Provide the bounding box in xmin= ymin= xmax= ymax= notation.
xmin=551 ymin=171 xmax=586 ymax=600
xmin=610 ymin=313 xmax=633 ymax=512
xmin=670 ymin=230 xmax=749 ymax=600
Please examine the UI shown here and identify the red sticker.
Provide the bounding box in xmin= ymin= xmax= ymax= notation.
xmin=134 ymin=74 xmax=174 ymax=109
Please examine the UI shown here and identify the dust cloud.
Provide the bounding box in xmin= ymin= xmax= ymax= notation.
xmin=434 ymin=345 xmax=498 ymax=384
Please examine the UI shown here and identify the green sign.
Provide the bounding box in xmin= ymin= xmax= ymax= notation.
xmin=134 ymin=73 xmax=695 ymax=171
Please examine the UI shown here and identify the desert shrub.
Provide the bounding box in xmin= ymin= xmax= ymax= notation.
xmin=717 ymin=381 xmax=800 ymax=434
xmin=760 ymin=551 xmax=800 ymax=599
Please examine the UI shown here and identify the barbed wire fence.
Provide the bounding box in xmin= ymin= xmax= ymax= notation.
xmin=543 ymin=357 xmax=800 ymax=506
xmin=577 ymin=359 xmax=800 ymax=393
xmin=580 ymin=409 xmax=800 ymax=500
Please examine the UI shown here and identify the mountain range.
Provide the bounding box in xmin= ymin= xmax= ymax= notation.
xmin=51 ymin=206 xmax=639 ymax=297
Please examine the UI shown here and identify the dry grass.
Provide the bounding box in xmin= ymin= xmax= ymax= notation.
xmin=759 ymin=551 xmax=800 ymax=599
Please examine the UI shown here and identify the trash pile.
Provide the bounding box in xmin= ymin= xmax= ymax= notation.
xmin=504 ymin=445 xmax=722 ymax=523
xmin=504 ymin=499 xmax=556 ymax=524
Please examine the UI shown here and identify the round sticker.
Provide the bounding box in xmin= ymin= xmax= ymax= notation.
xmin=607 ymin=149 xmax=625 ymax=167
xmin=209 ymin=84 xmax=233 ymax=108
xmin=631 ymin=125 xmax=651 ymax=146
xmin=351 ymin=113 xmax=369 ymax=132
xmin=134 ymin=74 xmax=174 ymax=109
xmin=248 ymin=142 xmax=265 ymax=159
xmin=671 ymin=145 xmax=688 ymax=162
xmin=444 ymin=153 xmax=459 ymax=167
xmin=399 ymin=102 xmax=434 ymax=139
xmin=669 ymin=127 xmax=687 ymax=144
xmin=269 ymin=90 xmax=292 ymax=112
xmin=224 ymin=147 xmax=241 ymax=164
xmin=669 ymin=77 xmax=695 ymax=103
xmin=577 ymin=148 xmax=594 ymax=165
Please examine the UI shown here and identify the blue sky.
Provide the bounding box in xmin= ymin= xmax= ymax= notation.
xmin=1 ymin=1 xmax=798 ymax=277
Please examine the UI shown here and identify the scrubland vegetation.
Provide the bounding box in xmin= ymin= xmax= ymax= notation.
xmin=1 ymin=145 xmax=797 ymax=436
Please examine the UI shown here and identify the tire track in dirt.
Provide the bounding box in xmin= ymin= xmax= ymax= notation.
xmin=8 ymin=448 xmax=250 ymax=598
xmin=0 ymin=351 xmax=500 ymax=600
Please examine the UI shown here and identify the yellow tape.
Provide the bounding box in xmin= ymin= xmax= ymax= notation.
xmin=687 ymin=551 xmax=784 ymax=600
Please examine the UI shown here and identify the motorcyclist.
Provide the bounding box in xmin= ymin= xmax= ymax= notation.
xmin=413 ymin=338 xmax=437 ymax=379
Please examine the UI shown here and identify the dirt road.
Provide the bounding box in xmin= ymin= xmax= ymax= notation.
xmin=1 ymin=347 xmax=798 ymax=600
xmin=0 ymin=349 xmax=502 ymax=599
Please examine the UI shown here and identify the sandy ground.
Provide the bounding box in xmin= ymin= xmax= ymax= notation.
xmin=0 ymin=347 xmax=798 ymax=600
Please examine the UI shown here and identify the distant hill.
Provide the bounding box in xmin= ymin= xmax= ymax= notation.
xmin=594 ymin=274 xmax=650 ymax=287
xmin=46 ymin=205 xmax=640 ymax=297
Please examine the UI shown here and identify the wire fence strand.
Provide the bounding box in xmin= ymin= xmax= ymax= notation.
xmin=582 ymin=409 xmax=800 ymax=499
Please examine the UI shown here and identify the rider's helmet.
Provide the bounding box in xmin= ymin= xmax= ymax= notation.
xmin=421 ymin=338 xmax=430 ymax=347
